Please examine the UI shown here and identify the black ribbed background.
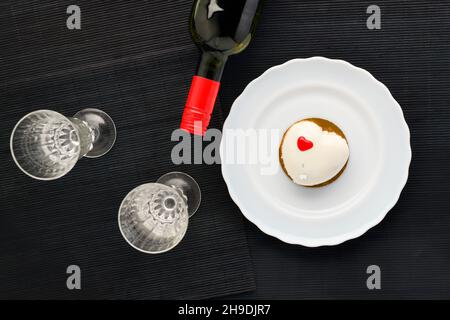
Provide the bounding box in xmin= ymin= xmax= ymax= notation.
xmin=0 ymin=0 xmax=255 ymax=299
xmin=1 ymin=0 xmax=450 ymax=300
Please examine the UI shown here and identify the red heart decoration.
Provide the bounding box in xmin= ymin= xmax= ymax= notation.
xmin=297 ymin=136 xmax=313 ymax=151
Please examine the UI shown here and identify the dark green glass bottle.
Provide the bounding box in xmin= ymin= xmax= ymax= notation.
xmin=180 ymin=0 xmax=263 ymax=135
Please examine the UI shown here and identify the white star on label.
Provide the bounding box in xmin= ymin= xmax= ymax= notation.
xmin=208 ymin=0 xmax=224 ymax=19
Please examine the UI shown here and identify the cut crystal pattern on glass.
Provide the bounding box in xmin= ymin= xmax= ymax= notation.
xmin=11 ymin=109 xmax=116 ymax=180
xmin=119 ymin=183 xmax=189 ymax=254
xmin=118 ymin=172 xmax=202 ymax=254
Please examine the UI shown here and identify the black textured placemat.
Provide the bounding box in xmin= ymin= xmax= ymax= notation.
xmin=221 ymin=0 xmax=450 ymax=299
xmin=0 ymin=0 xmax=255 ymax=299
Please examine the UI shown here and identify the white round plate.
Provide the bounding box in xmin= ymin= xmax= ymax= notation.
xmin=220 ymin=57 xmax=411 ymax=247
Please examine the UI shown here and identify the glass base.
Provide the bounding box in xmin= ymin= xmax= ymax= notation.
xmin=73 ymin=108 xmax=116 ymax=158
xmin=157 ymin=172 xmax=201 ymax=218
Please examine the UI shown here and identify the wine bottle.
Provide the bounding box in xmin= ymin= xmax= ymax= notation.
xmin=180 ymin=0 xmax=263 ymax=135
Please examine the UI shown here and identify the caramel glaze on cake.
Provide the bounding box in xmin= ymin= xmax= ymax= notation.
xmin=279 ymin=118 xmax=349 ymax=187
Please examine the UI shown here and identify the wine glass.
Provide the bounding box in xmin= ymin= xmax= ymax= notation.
xmin=10 ymin=108 xmax=116 ymax=180
xmin=118 ymin=172 xmax=201 ymax=254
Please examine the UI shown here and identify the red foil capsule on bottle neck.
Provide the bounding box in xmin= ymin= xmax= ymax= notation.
xmin=180 ymin=75 xmax=220 ymax=136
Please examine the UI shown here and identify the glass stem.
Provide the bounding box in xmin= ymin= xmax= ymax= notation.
xmin=69 ymin=117 xmax=95 ymax=158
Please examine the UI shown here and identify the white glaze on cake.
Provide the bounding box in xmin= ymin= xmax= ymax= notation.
xmin=280 ymin=120 xmax=349 ymax=186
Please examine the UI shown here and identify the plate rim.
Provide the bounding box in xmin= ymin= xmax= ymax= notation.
xmin=220 ymin=56 xmax=411 ymax=247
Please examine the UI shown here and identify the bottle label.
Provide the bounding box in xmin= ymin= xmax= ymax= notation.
xmin=180 ymin=76 xmax=221 ymax=135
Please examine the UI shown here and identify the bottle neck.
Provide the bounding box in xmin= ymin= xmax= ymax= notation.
xmin=180 ymin=51 xmax=228 ymax=136
xmin=196 ymin=51 xmax=228 ymax=82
